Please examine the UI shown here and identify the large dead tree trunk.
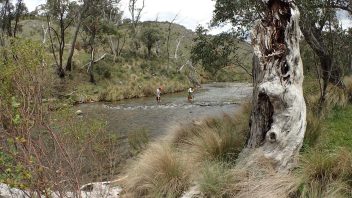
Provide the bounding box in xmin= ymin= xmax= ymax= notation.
xmin=247 ymin=0 xmax=306 ymax=172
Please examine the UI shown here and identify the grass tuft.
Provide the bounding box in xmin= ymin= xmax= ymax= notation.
xmin=124 ymin=144 xmax=190 ymax=198
xmin=198 ymin=161 xmax=236 ymax=197
xmin=297 ymin=148 xmax=352 ymax=197
xmin=302 ymin=111 xmax=324 ymax=150
xmin=172 ymin=103 xmax=251 ymax=163
xmin=345 ymin=76 xmax=352 ymax=102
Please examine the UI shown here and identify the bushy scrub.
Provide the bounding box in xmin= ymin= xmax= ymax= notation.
xmin=0 ymin=39 xmax=122 ymax=195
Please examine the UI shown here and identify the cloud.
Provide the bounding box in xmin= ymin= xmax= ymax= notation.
xmin=120 ymin=0 xmax=216 ymax=31
xmin=337 ymin=11 xmax=352 ymax=29
xmin=23 ymin=0 xmax=46 ymax=11
xmin=25 ymin=0 xmax=218 ymax=31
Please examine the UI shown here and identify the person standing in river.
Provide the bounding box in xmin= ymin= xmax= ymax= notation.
xmin=156 ymin=87 xmax=161 ymax=103
xmin=188 ymin=87 xmax=194 ymax=103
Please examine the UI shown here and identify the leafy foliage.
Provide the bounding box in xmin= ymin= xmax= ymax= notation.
xmin=191 ymin=26 xmax=239 ymax=75
xmin=140 ymin=26 xmax=161 ymax=58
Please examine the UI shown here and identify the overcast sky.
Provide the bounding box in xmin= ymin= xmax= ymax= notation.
xmin=24 ymin=0 xmax=226 ymax=33
xmin=24 ymin=0 xmax=351 ymax=33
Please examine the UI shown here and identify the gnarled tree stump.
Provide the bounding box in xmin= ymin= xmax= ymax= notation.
xmin=248 ymin=0 xmax=306 ymax=171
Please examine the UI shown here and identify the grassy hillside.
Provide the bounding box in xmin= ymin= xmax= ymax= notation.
xmin=17 ymin=19 xmax=252 ymax=103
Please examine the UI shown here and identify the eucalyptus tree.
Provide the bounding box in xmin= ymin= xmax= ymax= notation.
xmin=213 ymin=0 xmax=351 ymax=111
xmin=82 ymin=0 xmax=121 ymax=83
xmin=46 ymin=0 xmax=76 ymax=78
xmin=0 ymin=0 xmax=27 ymax=43
xmin=235 ymin=0 xmax=306 ymax=171
xmin=65 ymin=0 xmax=88 ymax=71
xmin=128 ymin=0 xmax=144 ymax=53
xmin=190 ymin=26 xmax=240 ymax=76
xmin=141 ymin=26 xmax=160 ymax=58
xmin=66 ymin=0 xmax=122 ymax=71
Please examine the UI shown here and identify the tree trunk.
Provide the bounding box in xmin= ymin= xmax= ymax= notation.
xmin=41 ymin=25 xmax=48 ymax=44
xmin=88 ymin=47 xmax=95 ymax=84
xmin=301 ymin=27 xmax=344 ymax=87
xmin=108 ymin=35 xmax=117 ymax=62
xmin=147 ymin=45 xmax=152 ymax=58
xmin=248 ymin=0 xmax=306 ymax=172
xmin=174 ymin=36 xmax=184 ymax=60
xmin=66 ymin=16 xmax=82 ymax=71
xmin=13 ymin=0 xmax=23 ymax=38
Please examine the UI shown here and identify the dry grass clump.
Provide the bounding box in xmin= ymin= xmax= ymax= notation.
xmin=304 ymin=77 xmax=349 ymax=116
xmin=171 ymin=103 xmax=251 ymax=163
xmin=123 ymin=144 xmax=190 ymax=198
xmin=296 ymin=148 xmax=352 ymax=197
xmin=344 ymin=76 xmax=352 ymax=102
xmin=178 ymin=114 xmax=248 ymax=163
xmin=122 ymin=103 xmax=251 ymax=197
xmin=325 ymin=85 xmax=348 ymax=109
xmin=199 ymin=153 xmax=298 ymax=198
xmin=197 ymin=161 xmax=238 ymax=197
xmin=302 ymin=111 xmax=324 ymax=149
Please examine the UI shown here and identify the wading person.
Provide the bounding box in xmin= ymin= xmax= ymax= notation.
xmin=188 ymin=87 xmax=194 ymax=103
xmin=156 ymin=87 xmax=161 ymax=103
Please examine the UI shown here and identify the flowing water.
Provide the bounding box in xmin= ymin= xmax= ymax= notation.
xmin=78 ymin=83 xmax=253 ymax=140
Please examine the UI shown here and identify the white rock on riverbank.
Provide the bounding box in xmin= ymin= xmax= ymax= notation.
xmin=0 ymin=182 xmax=122 ymax=198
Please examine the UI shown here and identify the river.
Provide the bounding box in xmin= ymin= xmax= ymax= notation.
xmin=78 ymin=82 xmax=252 ymax=140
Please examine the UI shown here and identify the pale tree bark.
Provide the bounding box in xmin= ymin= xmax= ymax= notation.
xmin=166 ymin=13 xmax=178 ymax=71
xmin=129 ymin=0 xmax=144 ymax=53
xmin=247 ymin=0 xmax=306 ymax=172
xmin=174 ymin=35 xmax=184 ymax=60
xmin=41 ymin=24 xmax=48 ymax=44
xmin=108 ymin=35 xmax=118 ymax=61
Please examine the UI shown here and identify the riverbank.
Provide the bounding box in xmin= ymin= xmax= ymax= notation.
xmin=59 ymin=70 xmax=193 ymax=104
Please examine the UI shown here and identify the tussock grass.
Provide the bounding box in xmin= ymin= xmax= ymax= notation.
xmin=325 ymin=85 xmax=348 ymax=109
xmin=124 ymin=144 xmax=190 ymax=198
xmin=197 ymin=162 xmax=235 ymax=197
xmin=345 ymin=76 xmax=352 ymax=102
xmin=174 ymin=103 xmax=250 ymax=164
xmin=122 ymin=103 xmax=251 ymax=197
xmin=177 ymin=114 xmax=248 ymax=163
xmin=210 ymin=153 xmax=298 ymax=198
xmin=296 ymin=148 xmax=352 ymax=197
xmin=302 ymin=111 xmax=324 ymax=149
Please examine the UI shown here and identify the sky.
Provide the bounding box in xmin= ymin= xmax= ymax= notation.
xmin=24 ymin=0 xmax=351 ymax=33
xmin=24 ymin=0 xmax=226 ymax=34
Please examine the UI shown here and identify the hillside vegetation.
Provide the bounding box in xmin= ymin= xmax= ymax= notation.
xmin=18 ymin=19 xmax=252 ymax=103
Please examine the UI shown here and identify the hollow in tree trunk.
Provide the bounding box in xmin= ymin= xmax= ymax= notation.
xmin=247 ymin=0 xmax=306 ymax=172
